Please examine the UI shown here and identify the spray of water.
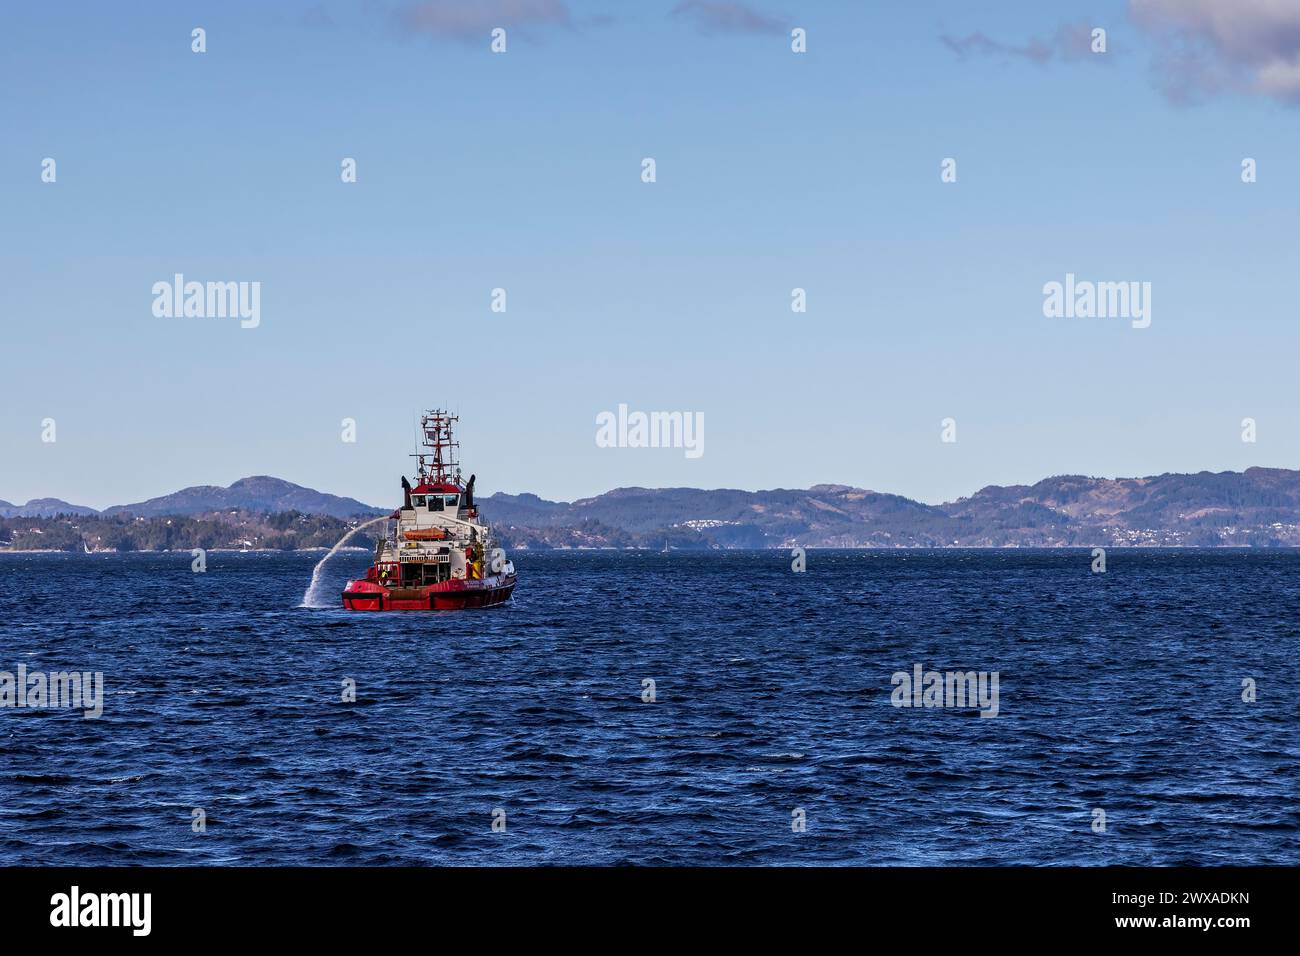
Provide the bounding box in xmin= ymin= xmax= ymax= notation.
xmin=300 ymin=515 xmax=389 ymax=608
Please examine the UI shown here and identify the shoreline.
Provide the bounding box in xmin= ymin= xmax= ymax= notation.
xmin=0 ymin=546 xmax=373 ymax=555
xmin=0 ymin=544 xmax=1289 ymax=555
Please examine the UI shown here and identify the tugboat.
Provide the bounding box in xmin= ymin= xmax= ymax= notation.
xmin=342 ymin=410 xmax=516 ymax=610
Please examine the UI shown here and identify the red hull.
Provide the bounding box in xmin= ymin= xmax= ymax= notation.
xmin=342 ymin=574 xmax=516 ymax=611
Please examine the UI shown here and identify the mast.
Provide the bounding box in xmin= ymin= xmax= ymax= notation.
xmin=411 ymin=410 xmax=461 ymax=486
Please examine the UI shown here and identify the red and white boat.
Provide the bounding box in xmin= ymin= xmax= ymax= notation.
xmin=342 ymin=410 xmax=517 ymax=611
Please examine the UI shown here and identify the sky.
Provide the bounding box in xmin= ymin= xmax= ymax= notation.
xmin=3 ymin=0 xmax=1300 ymax=510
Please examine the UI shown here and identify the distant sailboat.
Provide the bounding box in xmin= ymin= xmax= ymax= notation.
xmin=662 ymin=539 xmax=670 ymax=553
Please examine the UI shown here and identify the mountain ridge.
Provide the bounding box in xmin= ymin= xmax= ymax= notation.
xmin=0 ymin=477 xmax=383 ymax=520
xmin=7 ymin=468 xmax=1300 ymax=547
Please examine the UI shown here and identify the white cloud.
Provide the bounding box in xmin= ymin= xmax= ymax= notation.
xmin=1130 ymin=0 xmax=1300 ymax=103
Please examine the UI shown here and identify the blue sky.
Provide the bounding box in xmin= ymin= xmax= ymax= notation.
xmin=3 ymin=0 xmax=1299 ymax=509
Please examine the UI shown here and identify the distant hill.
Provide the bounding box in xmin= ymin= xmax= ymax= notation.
xmin=2 ymin=478 xmax=381 ymax=521
xmin=102 ymin=476 xmax=384 ymax=520
xmin=0 ymin=498 xmax=99 ymax=518
xmin=478 ymin=484 xmax=944 ymax=548
xmin=481 ymin=468 xmax=1300 ymax=548
xmin=8 ymin=468 xmax=1300 ymax=548
xmin=936 ymin=467 xmax=1300 ymax=546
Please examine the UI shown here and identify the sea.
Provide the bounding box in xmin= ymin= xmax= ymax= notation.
xmin=0 ymin=549 xmax=1295 ymax=865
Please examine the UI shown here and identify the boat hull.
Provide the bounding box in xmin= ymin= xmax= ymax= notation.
xmin=342 ymin=573 xmax=516 ymax=611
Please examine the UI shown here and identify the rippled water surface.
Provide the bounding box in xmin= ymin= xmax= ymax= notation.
xmin=0 ymin=549 xmax=1296 ymax=865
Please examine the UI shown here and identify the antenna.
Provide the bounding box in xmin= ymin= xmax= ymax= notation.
xmin=410 ymin=409 xmax=461 ymax=486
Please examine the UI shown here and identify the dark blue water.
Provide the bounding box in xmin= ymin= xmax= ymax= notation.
xmin=0 ymin=549 xmax=1295 ymax=865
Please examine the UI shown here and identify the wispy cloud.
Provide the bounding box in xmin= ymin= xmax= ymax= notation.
xmin=393 ymin=0 xmax=573 ymax=43
xmin=1129 ymin=0 xmax=1300 ymax=105
xmin=670 ymin=1 xmax=784 ymax=36
xmin=941 ymin=21 xmax=1102 ymax=66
